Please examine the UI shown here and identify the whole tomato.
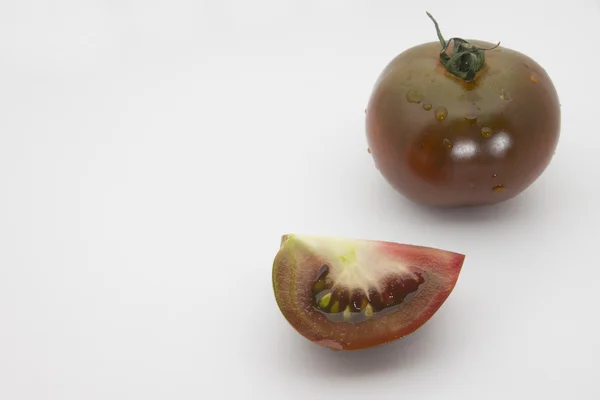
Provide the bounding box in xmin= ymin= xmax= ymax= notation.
xmin=366 ymin=13 xmax=561 ymax=207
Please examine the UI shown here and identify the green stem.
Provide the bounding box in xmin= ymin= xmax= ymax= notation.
xmin=426 ymin=12 xmax=500 ymax=82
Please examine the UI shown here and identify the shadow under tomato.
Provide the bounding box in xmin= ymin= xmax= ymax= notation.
xmin=279 ymin=315 xmax=448 ymax=378
xmin=410 ymin=192 xmax=534 ymax=223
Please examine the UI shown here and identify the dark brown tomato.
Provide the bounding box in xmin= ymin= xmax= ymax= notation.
xmin=365 ymin=40 xmax=561 ymax=207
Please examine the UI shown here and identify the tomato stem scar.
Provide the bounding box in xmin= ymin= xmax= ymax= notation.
xmin=426 ymin=12 xmax=501 ymax=82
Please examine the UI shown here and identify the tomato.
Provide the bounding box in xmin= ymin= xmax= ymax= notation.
xmin=365 ymin=13 xmax=561 ymax=207
xmin=272 ymin=234 xmax=465 ymax=351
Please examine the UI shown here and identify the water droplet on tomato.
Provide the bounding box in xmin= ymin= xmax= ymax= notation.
xmin=481 ymin=127 xmax=493 ymax=138
xmin=423 ymin=103 xmax=432 ymax=111
xmin=500 ymin=89 xmax=511 ymax=101
xmin=492 ymin=173 xmax=498 ymax=179
xmin=435 ymin=107 xmax=448 ymax=121
xmin=406 ymin=89 xmax=424 ymax=103
xmin=465 ymin=103 xmax=478 ymax=120
xmin=492 ymin=184 xmax=505 ymax=192
xmin=443 ymin=138 xmax=453 ymax=148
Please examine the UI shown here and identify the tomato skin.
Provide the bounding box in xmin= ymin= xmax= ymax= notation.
xmin=366 ymin=40 xmax=561 ymax=207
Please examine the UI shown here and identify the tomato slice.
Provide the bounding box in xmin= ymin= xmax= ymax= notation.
xmin=272 ymin=234 xmax=465 ymax=351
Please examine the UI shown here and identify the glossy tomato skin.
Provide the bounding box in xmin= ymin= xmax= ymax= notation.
xmin=366 ymin=40 xmax=561 ymax=207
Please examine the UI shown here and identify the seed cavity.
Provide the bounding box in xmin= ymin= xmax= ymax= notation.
xmin=435 ymin=107 xmax=448 ymax=121
xmin=481 ymin=127 xmax=493 ymax=138
xmin=406 ymin=89 xmax=424 ymax=104
xmin=311 ymin=265 xmax=426 ymax=324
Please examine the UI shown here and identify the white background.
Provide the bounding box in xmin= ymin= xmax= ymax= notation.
xmin=0 ymin=0 xmax=598 ymax=399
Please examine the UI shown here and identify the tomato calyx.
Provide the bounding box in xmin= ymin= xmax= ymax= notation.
xmin=426 ymin=12 xmax=500 ymax=82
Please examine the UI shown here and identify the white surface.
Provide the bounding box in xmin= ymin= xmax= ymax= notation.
xmin=0 ymin=0 xmax=598 ymax=399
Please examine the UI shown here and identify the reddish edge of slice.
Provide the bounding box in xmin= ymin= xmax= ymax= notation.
xmin=272 ymin=234 xmax=465 ymax=351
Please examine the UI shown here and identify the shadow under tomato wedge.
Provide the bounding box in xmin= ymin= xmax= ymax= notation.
xmin=366 ymin=12 xmax=561 ymax=207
